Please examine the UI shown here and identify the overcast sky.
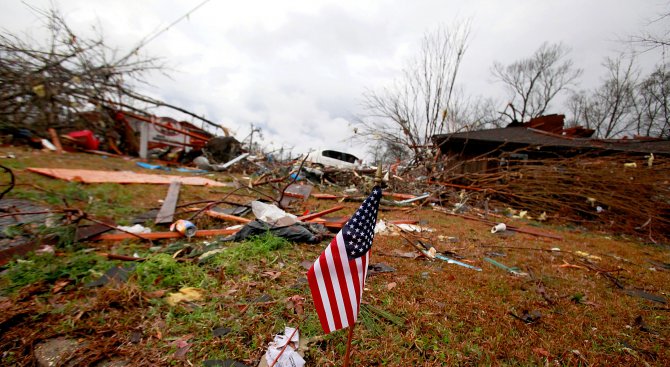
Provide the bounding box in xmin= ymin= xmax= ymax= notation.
xmin=2 ymin=0 xmax=668 ymax=160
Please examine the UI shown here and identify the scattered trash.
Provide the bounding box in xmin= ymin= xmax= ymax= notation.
xmin=41 ymin=138 xmax=57 ymax=151
xmin=136 ymin=161 xmax=170 ymax=171
xmin=261 ymin=327 xmax=305 ymax=367
xmin=575 ymin=251 xmax=602 ymax=261
xmin=394 ymin=193 xmax=430 ymax=204
xmin=117 ymin=224 xmax=151 ymax=234
xmin=155 ymin=181 xmax=181 ymax=224
xmin=251 ymin=201 xmax=298 ymax=227
xmin=431 ymin=251 xmax=482 ymax=271
xmin=367 ymin=262 xmax=396 ymax=275
xmin=375 ymin=219 xmax=434 ymax=235
xmin=224 ymin=220 xmax=326 ymax=244
xmin=491 ymin=222 xmax=506 ymax=233
xmin=165 ymin=287 xmax=204 ymax=306
xmin=170 ymin=219 xmax=197 ymax=238
xmin=85 ymin=264 xmax=136 ymax=287
xmin=437 ymin=235 xmax=459 ymax=242
xmin=484 ymin=257 xmax=527 ymax=276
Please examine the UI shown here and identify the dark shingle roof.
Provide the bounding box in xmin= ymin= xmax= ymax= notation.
xmin=433 ymin=127 xmax=670 ymax=154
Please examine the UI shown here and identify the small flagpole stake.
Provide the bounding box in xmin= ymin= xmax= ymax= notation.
xmin=343 ymin=323 xmax=356 ymax=367
xmin=374 ymin=161 xmax=383 ymax=187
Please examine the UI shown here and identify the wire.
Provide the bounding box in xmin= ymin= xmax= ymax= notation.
xmin=116 ymin=0 xmax=212 ymax=65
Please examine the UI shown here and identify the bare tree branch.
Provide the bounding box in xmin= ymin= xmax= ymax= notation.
xmin=491 ymin=42 xmax=582 ymax=123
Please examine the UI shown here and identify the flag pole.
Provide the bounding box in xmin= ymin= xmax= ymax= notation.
xmin=343 ymin=323 xmax=356 ymax=367
xmin=374 ymin=161 xmax=383 ymax=187
xmin=343 ymin=163 xmax=382 ymax=367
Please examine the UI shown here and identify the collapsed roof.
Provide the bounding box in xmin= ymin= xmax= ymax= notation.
xmin=433 ymin=115 xmax=670 ymax=157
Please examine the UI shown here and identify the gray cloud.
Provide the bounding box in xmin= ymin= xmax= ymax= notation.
xmin=2 ymin=0 xmax=667 ymax=159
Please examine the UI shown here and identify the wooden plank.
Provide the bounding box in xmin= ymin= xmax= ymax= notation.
xmin=382 ymin=191 xmax=416 ymax=200
xmin=205 ymin=210 xmax=251 ymax=223
xmin=297 ymin=205 xmax=345 ymax=221
xmin=279 ymin=183 xmax=313 ymax=207
xmin=27 ymin=167 xmax=226 ymax=187
xmin=312 ymin=193 xmax=341 ymax=200
xmin=307 ymin=217 xmax=418 ymax=230
xmin=155 ymin=181 xmax=181 ymax=224
xmin=93 ymin=228 xmax=238 ymax=241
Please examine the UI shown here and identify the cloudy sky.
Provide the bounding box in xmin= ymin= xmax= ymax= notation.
xmin=2 ymin=0 xmax=668 ymax=160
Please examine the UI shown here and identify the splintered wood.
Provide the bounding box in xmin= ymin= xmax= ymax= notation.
xmin=27 ymin=168 xmax=227 ymax=187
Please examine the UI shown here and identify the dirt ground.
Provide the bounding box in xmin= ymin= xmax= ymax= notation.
xmin=0 ymin=147 xmax=668 ymax=366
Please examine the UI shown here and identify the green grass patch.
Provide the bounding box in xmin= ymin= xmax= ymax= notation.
xmin=0 ymin=251 xmax=113 ymax=294
xmin=205 ymin=233 xmax=290 ymax=275
xmin=135 ymin=253 xmax=215 ymax=290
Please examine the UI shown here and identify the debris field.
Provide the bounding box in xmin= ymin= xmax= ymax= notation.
xmin=0 ymin=147 xmax=668 ymax=367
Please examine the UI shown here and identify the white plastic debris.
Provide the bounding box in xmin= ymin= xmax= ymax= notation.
xmin=251 ymin=201 xmax=298 ymax=227
xmin=491 ymin=223 xmax=507 ymax=233
xmin=117 ymin=224 xmax=151 ymax=234
xmin=374 ymin=219 xmax=434 ymax=235
xmin=374 ymin=219 xmax=388 ymax=234
xmin=41 ymin=139 xmax=56 ymax=151
xmin=396 ymin=223 xmax=433 ymax=233
xmin=647 ymin=153 xmax=654 ymax=167
xmin=262 ymin=327 xmax=305 ymax=367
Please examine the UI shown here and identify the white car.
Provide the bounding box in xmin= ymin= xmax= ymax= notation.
xmin=301 ymin=149 xmax=361 ymax=169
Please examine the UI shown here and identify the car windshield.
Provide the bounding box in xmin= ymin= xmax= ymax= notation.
xmin=321 ymin=150 xmax=358 ymax=164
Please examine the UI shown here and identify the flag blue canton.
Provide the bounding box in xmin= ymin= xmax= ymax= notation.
xmin=342 ymin=186 xmax=381 ymax=260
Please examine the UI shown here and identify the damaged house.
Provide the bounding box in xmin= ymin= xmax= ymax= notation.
xmin=432 ymin=114 xmax=670 ymax=174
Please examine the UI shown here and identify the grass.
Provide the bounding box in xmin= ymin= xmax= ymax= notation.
xmin=1 ymin=251 xmax=114 ymax=294
xmin=135 ymin=253 xmax=215 ymax=290
xmin=0 ymin=148 xmax=668 ymax=366
xmin=205 ymin=232 xmax=290 ymax=275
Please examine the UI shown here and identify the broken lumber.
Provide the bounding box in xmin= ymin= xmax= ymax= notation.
xmin=205 ymin=210 xmax=251 ymax=223
xmin=382 ymin=192 xmax=416 ymax=200
xmin=93 ymin=228 xmax=238 ymax=241
xmin=155 ymin=181 xmax=181 ymax=224
xmin=297 ymin=205 xmax=345 ymax=221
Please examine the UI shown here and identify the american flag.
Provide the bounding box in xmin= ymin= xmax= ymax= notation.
xmin=307 ymin=186 xmax=382 ymax=334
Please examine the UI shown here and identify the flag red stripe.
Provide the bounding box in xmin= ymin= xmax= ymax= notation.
xmin=331 ymin=239 xmax=355 ymax=328
xmin=350 ymin=257 xmax=363 ymax=314
xmin=306 ymin=256 xmax=330 ymax=333
xmin=319 ymin=246 xmax=342 ymax=331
